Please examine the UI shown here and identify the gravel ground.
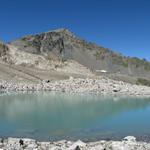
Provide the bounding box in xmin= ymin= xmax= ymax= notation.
xmin=0 ymin=136 xmax=150 ymax=150
xmin=0 ymin=77 xmax=150 ymax=97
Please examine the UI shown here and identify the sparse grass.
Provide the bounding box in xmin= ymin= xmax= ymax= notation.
xmin=94 ymin=51 xmax=101 ymax=60
xmin=136 ymin=78 xmax=150 ymax=86
xmin=122 ymin=61 xmax=128 ymax=67
xmin=112 ymin=54 xmax=150 ymax=70
xmin=93 ymin=48 xmax=150 ymax=70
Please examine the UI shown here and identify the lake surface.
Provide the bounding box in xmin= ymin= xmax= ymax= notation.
xmin=0 ymin=92 xmax=150 ymax=141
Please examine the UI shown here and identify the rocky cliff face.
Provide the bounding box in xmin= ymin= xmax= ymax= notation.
xmin=0 ymin=41 xmax=10 ymax=62
xmin=0 ymin=41 xmax=8 ymax=56
xmin=10 ymin=28 xmax=150 ymax=80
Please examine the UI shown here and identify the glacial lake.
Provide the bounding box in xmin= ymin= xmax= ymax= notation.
xmin=0 ymin=92 xmax=150 ymax=141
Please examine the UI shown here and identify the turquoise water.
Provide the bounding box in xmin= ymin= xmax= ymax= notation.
xmin=0 ymin=92 xmax=150 ymax=141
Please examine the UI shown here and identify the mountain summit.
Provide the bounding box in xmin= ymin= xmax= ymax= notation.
xmin=0 ymin=28 xmax=150 ymax=83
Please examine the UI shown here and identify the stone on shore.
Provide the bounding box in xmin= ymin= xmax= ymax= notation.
xmin=1 ymin=77 xmax=150 ymax=97
xmin=1 ymin=136 xmax=150 ymax=150
xmin=69 ymin=140 xmax=86 ymax=150
xmin=123 ymin=136 xmax=136 ymax=142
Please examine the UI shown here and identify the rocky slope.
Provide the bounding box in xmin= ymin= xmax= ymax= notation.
xmin=10 ymin=28 xmax=150 ymax=81
xmin=0 ymin=29 xmax=150 ymax=83
xmin=0 ymin=40 xmax=93 ymax=83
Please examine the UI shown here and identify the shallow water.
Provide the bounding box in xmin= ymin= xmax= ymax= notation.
xmin=0 ymin=92 xmax=150 ymax=141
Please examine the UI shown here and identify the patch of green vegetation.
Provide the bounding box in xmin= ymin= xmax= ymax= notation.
xmin=128 ymin=57 xmax=150 ymax=71
xmin=112 ymin=54 xmax=150 ymax=70
xmin=99 ymin=47 xmax=109 ymax=53
xmin=144 ymin=62 xmax=150 ymax=71
xmin=112 ymin=55 xmax=123 ymax=64
xmin=136 ymin=78 xmax=150 ymax=86
xmin=21 ymin=36 xmax=31 ymax=41
xmin=122 ymin=61 xmax=128 ymax=67
xmin=94 ymin=51 xmax=101 ymax=60
xmin=111 ymin=54 xmax=128 ymax=67
xmin=93 ymin=47 xmax=110 ymax=60
xmin=21 ymin=37 xmax=26 ymax=41
xmin=94 ymin=51 xmax=107 ymax=60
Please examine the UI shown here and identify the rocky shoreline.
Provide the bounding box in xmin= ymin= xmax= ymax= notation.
xmin=0 ymin=136 xmax=150 ymax=150
xmin=0 ymin=77 xmax=150 ymax=97
xmin=1 ymin=78 xmax=150 ymax=150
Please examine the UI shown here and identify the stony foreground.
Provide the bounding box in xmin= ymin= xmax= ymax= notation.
xmin=0 ymin=77 xmax=150 ymax=96
xmin=0 ymin=136 xmax=150 ymax=150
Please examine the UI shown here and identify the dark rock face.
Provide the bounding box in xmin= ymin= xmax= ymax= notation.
xmin=0 ymin=41 xmax=10 ymax=62
xmin=75 ymin=146 xmax=81 ymax=150
xmin=19 ymin=139 xmax=24 ymax=146
xmin=10 ymin=28 xmax=150 ymax=79
xmin=11 ymin=29 xmax=70 ymax=56
xmin=0 ymin=41 xmax=9 ymax=57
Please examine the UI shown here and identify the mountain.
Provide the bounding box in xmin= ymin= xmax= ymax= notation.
xmin=10 ymin=29 xmax=150 ymax=79
xmin=0 ymin=28 xmax=150 ymax=83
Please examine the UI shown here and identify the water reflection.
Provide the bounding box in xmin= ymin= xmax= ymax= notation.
xmin=0 ymin=92 xmax=150 ymax=141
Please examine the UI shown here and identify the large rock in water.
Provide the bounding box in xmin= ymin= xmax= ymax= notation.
xmin=10 ymin=28 xmax=150 ymax=80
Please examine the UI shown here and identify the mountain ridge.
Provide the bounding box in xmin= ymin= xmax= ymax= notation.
xmin=0 ymin=28 xmax=150 ymax=83
xmin=7 ymin=28 xmax=148 ymax=62
xmin=10 ymin=29 xmax=150 ymax=72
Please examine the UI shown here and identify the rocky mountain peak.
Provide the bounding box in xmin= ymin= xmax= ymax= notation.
xmin=10 ymin=28 xmax=78 ymax=57
xmin=49 ymin=28 xmax=75 ymax=36
xmin=8 ymin=28 xmax=150 ymax=80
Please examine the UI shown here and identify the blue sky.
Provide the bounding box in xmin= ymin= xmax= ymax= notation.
xmin=0 ymin=0 xmax=150 ymax=60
